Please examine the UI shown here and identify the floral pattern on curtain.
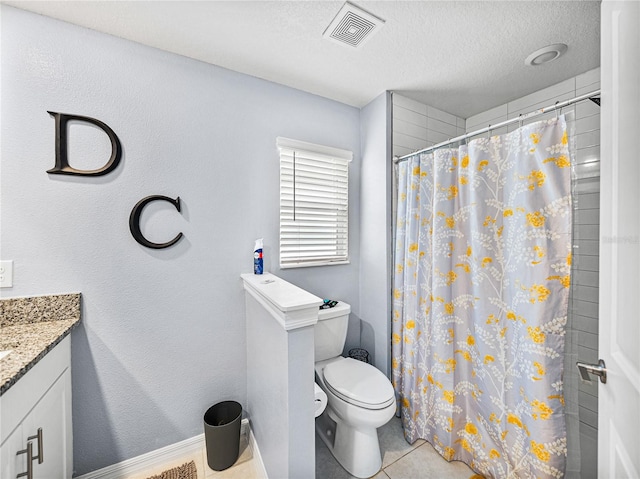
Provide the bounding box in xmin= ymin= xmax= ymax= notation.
xmin=392 ymin=116 xmax=572 ymax=479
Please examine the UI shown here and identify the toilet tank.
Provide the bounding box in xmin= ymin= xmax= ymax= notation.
xmin=314 ymin=301 xmax=351 ymax=362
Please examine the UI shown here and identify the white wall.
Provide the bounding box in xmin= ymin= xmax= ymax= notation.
xmin=0 ymin=6 xmax=361 ymax=475
xmin=466 ymin=67 xmax=601 ymax=479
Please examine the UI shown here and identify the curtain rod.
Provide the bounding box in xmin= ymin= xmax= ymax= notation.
xmin=394 ymin=89 xmax=601 ymax=163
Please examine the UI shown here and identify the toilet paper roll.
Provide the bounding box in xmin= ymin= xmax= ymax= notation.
xmin=314 ymin=382 xmax=328 ymax=418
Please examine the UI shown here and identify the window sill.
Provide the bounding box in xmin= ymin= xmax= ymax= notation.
xmin=280 ymin=260 xmax=350 ymax=269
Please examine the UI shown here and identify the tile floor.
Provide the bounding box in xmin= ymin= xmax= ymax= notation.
xmin=128 ymin=417 xmax=477 ymax=479
xmin=316 ymin=417 xmax=477 ymax=479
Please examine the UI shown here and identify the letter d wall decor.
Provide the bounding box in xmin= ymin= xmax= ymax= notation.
xmin=47 ymin=111 xmax=184 ymax=250
xmin=47 ymin=111 xmax=122 ymax=176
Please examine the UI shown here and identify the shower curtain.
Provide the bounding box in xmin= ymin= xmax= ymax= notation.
xmin=392 ymin=116 xmax=572 ymax=479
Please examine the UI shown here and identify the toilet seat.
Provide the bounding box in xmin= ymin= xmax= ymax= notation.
xmin=323 ymin=358 xmax=395 ymax=410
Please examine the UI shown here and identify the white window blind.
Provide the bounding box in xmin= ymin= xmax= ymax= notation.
xmin=277 ymin=137 xmax=352 ymax=269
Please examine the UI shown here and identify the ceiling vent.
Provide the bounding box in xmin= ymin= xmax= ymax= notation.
xmin=323 ymin=2 xmax=385 ymax=49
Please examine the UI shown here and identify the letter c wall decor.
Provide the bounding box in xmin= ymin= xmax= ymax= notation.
xmin=129 ymin=196 xmax=184 ymax=249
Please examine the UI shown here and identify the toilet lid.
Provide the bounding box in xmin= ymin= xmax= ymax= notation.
xmin=323 ymin=358 xmax=395 ymax=410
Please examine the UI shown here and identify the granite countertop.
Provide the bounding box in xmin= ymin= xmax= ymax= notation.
xmin=0 ymin=293 xmax=81 ymax=395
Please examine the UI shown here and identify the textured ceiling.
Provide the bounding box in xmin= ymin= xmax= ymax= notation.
xmin=3 ymin=1 xmax=601 ymax=118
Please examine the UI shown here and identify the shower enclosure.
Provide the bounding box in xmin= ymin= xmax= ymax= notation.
xmin=391 ymin=66 xmax=601 ymax=477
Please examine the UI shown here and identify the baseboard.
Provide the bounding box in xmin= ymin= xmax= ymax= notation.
xmin=77 ymin=419 xmax=267 ymax=479
xmin=248 ymin=424 xmax=269 ymax=479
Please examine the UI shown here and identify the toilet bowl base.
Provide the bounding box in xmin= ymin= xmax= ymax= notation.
xmin=316 ymin=408 xmax=383 ymax=479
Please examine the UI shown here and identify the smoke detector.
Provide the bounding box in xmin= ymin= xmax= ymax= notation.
xmin=525 ymin=43 xmax=568 ymax=66
xmin=323 ymin=2 xmax=385 ymax=49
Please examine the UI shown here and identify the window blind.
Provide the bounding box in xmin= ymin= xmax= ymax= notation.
xmin=277 ymin=137 xmax=352 ymax=269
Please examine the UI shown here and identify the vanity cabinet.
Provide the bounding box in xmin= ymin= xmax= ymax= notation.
xmin=0 ymin=336 xmax=72 ymax=479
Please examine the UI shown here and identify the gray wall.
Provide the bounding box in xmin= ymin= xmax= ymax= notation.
xmin=0 ymin=6 xmax=361 ymax=475
xmin=359 ymin=92 xmax=393 ymax=375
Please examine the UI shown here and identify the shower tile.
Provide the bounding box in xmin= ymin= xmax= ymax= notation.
xmin=579 ymin=422 xmax=598 ymax=479
xmin=427 ymin=117 xmax=458 ymax=137
xmin=572 ymin=255 xmax=600 ymax=273
xmin=578 ymin=381 xmax=599 ymax=399
xmin=576 ymin=68 xmax=601 ymax=89
xmin=574 ymin=268 xmax=599 ymax=287
xmin=574 ymin=161 xmax=600 ymax=180
xmin=574 ymin=209 xmax=600 ymax=226
xmin=576 ymin=100 xmax=601 ymax=119
xmin=572 ymin=285 xmax=598 ymax=303
xmin=383 ymin=442 xmax=474 ymax=479
xmin=577 ymin=83 xmax=601 ymax=98
xmin=394 ymin=94 xmax=428 ymax=116
xmin=576 ymin=129 xmax=600 ymax=149
xmin=574 ymin=191 xmax=600 ymax=209
xmin=394 ymin=132 xmax=428 ymax=151
xmin=574 ymin=239 xmax=599 ymax=256
xmin=394 ymin=106 xmax=427 ymax=128
xmin=576 ymin=146 xmax=600 ymax=165
xmin=576 ymin=114 xmax=600 ymax=134
xmin=577 ymin=344 xmax=599 ymax=365
xmin=393 ymin=145 xmax=414 ymax=158
xmin=427 ymin=129 xmax=450 ymax=145
xmin=574 ymin=225 xmax=600 ymax=242
xmin=571 ymin=299 xmax=599 ymax=318
xmin=578 ymin=330 xmax=599 ymax=350
xmin=573 ymin=314 xmax=599 ymax=334
xmin=427 ymin=106 xmax=458 ymax=128
xmin=578 ymin=390 xmax=599 ymax=413
xmin=507 ymin=77 xmax=574 ymax=113
xmin=507 ymin=92 xmax=575 ymax=120
xmin=574 ymin=177 xmax=600 ymax=195
xmin=394 ymin=118 xmax=428 ymax=141
xmin=465 ymin=104 xmax=507 ymax=131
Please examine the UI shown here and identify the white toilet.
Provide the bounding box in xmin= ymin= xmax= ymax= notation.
xmin=314 ymin=301 xmax=396 ymax=478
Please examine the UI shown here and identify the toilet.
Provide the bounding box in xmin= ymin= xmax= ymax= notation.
xmin=314 ymin=301 xmax=396 ymax=478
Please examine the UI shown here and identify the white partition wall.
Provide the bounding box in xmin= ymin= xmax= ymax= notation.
xmin=242 ymin=274 xmax=322 ymax=479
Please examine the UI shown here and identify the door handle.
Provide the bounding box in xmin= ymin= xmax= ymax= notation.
xmin=576 ymin=359 xmax=607 ymax=384
xmin=16 ymin=441 xmax=33 ymax=479
xmin=27 ymin=428 xmax=43 ymax=464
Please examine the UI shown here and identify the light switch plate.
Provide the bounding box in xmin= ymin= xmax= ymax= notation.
xmin=0 ymin=260 xmax=14 ymax=288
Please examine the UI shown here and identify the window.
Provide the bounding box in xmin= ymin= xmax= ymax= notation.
xmin=277 ymin=137 xmax=352 ymax=269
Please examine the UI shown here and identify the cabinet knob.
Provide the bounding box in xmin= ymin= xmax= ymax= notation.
xmin=16 ymin=441 xmax=33 ymax=479
xmin=27 ymin=428 xmax=43 ymax=464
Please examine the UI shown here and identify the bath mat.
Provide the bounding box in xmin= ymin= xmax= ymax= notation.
xmin=145 ymin=460 xmax=197 ymax=479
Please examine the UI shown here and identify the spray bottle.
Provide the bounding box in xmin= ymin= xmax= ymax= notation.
xmin=254 ymin=238 xmax=263 ymax=274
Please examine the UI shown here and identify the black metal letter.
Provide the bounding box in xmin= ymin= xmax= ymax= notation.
xmin=47 ymin=111 xmax=122 ymax=176
xmin=129 ymin=196 xmax=184 ymax=249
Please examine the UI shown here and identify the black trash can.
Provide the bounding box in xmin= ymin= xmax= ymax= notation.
xmin=203 ymin=401 xmax=243 ymax=471
xmin=349 ymin=348 xmax=371 ymax=364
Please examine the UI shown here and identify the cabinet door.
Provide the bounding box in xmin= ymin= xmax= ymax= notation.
xmin=21 ymin=368 xmax=72 ymax=479
xmin=1 ymin=425 xmax=25 ymax=479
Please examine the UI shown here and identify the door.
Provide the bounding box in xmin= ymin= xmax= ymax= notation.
xmin=0 ymin=426 xmax=25 ymax=479
xmin=599 ymin=1 xmax=640 ymax=477
xmin=21 ymin=369 xmax=72 ymax=479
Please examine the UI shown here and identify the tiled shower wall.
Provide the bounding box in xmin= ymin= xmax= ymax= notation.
xmin=392 ymin=94 xmax=466 ymax=158
xmin=392 ymin=66 xmax=601 ymax=477
xmin=467 ymin=67 xmax=601 ymax=478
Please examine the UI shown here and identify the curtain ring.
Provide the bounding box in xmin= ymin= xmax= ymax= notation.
xmin=487 ymin=124 xmax=491 ymax=139
xmin=518 ymin=114 xmax=523 ymax=129
xmin=554 ymin=100 xmax=560 ymax=119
